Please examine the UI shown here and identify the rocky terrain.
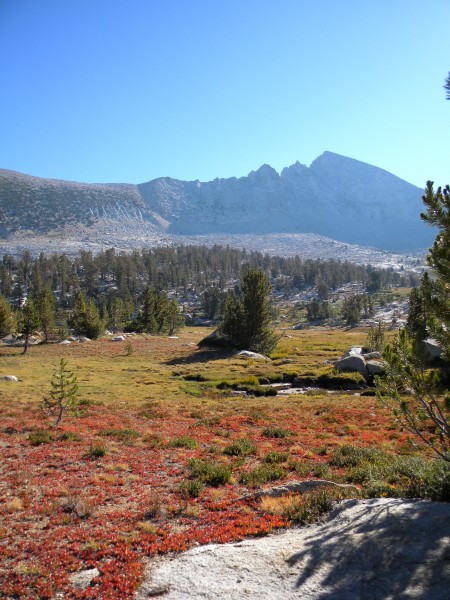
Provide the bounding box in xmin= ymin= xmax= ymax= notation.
xmin=0 ymin=221 xmax=426 ymax=271
xmin=136 ymin=498 xmax=450 ymax=600
xmin=0 ymin=152 xmax=434 ymax=254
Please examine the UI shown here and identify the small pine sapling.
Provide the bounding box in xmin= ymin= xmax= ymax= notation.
xmin=366 ymin=321 xmax=386 ymax=352
xmin=42 ymin=358 xmax=79 ymax=426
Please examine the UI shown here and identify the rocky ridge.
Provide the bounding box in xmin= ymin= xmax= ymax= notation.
xmin=0 ymin=152 xmax=434 ymax=252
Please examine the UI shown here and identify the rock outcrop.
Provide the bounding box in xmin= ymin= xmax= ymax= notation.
xmin=136 ymin=498 xmax=450 ymax=600
xmin=334 ymin=347 xmax=386 ymax=381
xmin=424 ymin=338 xmax=443 ymax=360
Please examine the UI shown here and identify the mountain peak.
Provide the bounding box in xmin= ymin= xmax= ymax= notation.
xmin=248 ymin=164 xmax=279 ymax=178
xmin=0 ymin=154 xmax=433 ymax=251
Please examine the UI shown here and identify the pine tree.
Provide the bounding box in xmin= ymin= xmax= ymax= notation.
xmin=35 ymin=287 xmax=56 ymax=342
xmin=19 ymin=299 xmax=40 ymax=354
xmin=220 ymin=269 xmax=277 ymax=354
xmin=71 ymin=292 xmax=104 ymax=339
xmin=406 ymin=281 xmax=429 ymax=352
xmin=365 ymin=321 xmax=386 ymax=352
xmin=137 ymin=287 xmax=158 ymax=333
xmin=341 ymin=295 xmax=362 ymax=326
xmin=419 ymin=181 xmax=450 ymax=358
xmin=0 ymin=293 xmax=13 ymax=338
xmin=154 ymin=294 xmax=169 ymax=333
xmin=42 ymin=358 xmax=79 ymax=426
xmin=167 ymin=298 xmax=184 ymax=335
xmin=220 ymin=293 xmax=243 ymax=342
xmin=377 ymin=181 xmax=450 ymax=461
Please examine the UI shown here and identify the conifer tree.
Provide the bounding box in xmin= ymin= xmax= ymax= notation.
xmin=167 ymin=298 xmax=184 ymax=335
xmin=71 ymin=292 xmax=104 ymax=339
xmin=35 ymin=287 xmax=56 ymax=342
xmin=419 ymin=182 xmax=450 ymax=357
xmin=405 ymin=280 xmax=429 ymax=353
xmin=221 ymin=269 xmax=277 ymax=354
xmin=137 ymin=287 xmax=158 ymax=333
xmin=221 ymin=293 xmax=243 ymax=342
xmin=42 ymin=358 xmax=79 ymax=426
xmin=19 ymin=299 xmax=40 ymax=354
xmin=0 ymin=293 xmax=13 ymax=338
xmin=377 ymin=181 xmax=450 ymax=461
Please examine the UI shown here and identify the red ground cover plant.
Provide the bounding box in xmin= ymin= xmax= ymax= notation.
xmin=0 ymin=392 xmax=408 ymax=599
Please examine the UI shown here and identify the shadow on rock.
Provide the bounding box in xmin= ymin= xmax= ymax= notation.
xmin=165 ymin=349 xmax=235 ymax=365
xmin=287 ymin=498 xmax=450 ymax=600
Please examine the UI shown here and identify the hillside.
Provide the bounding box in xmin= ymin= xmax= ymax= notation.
xmin=0 ymin=152 xmax=434 ymax=251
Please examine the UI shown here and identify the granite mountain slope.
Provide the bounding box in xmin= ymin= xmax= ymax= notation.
xmin=0 ymin=152 xmax=433 ymax=251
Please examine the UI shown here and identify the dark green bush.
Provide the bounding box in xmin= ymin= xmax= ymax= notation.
xmin=262 ymin=427 xmax=291 ymax=439
xmin=264 ymin=451 xmax=289 ymax=464
xmin=187 ymin=459 xmax=232 ymax=486
xmin=168 ymin=436 xmax=198 ymax=449
xmin=87 ymin=441 xmax=107 ymax=458
xmin=57 ymin=431 xmax=82 ymax=442
xmin=98 ymin=428 xmax=140 ymax=444
xmin=240 ymin=465 xmax=287 ymax=487
xmin=179 ymin=479 xmax=204 ymax=498
xmin=28 ymin=430 xmax=54 ymax=445
xmin=331 ymin=444 xmax=450 ymax=502
xmin=223 ymin=438 xmax=257 ymax=456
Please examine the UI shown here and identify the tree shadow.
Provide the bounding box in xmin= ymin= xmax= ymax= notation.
xmin=165 ymin=348 xmax=235 ymax=365
xmin=287 ymin=498 xmax=450 ymax=599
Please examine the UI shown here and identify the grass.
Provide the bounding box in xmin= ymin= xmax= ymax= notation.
xmin=0 ymin=323 xmax=443 ymax=600
xmin=260 ymin=486 xmax=357 ymax=524
xmin=87 ymin=441 xmax=107 ymax=457
xmin=168 ymin=436 xmax=198 ymax=449
xmin=240 ymin=464 xmax=288 ymax=487
xmin=223 ymin=437 xmax=258 ymax=456
xmin=262 ymin=427 xmax=292 ymax=439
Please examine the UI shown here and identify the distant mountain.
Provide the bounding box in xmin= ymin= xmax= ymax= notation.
xmin=0 ymin=152 xmax=434 ymax=251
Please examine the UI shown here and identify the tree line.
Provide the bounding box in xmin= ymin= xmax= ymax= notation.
xmin=0 ymin=244 xmax=410 ymax=308
xmin=0 ymin=244 xmax=412 ymax=347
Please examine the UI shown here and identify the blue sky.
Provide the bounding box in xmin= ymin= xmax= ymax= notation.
xmin=1 ymin=0 xmax=449 ymax=188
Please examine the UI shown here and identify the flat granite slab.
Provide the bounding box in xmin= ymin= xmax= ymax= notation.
xmin=136 ymin=498 xmax=450 ymax=600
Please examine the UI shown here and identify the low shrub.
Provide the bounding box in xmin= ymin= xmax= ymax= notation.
xmin=260 ymin=486 xmax=352 ymax=525
xmin=330 ymin=444 xmax=384 ymax=468
xmin=288 ymin=459 xmax=309 ymax=476
xmin=168 ymin=436 xmax=198 ymax=450
xmin=240 ymin=465 xmax=287 ymax=487
xmin=312 ymin=462 xmax=331 ymax=478
xmin=143 ymin=497 xmax=162 ymax=519
xmin=331 ymin=444 xmax=450 ymax=502
xmin=264 ymin=451 xmax=289 ymax=464
xmin=179 ymin=479 xmax=204 ymax=498
xmin=262 ymin=427 xmax=291 ymax=439
xmin=62 ymin=494 xmax=97 ymax=518
xmin=98 ymin=428 xmax=140 ymax=445
xmin=57 ymin=431 xmax=82 ymax=442
xmin=183 ymin=374 xmax=209 ymax=382
xmin=223 ymin=438 xmax=257 ymax=457
xmin=142 ymin=433 xmax=163 ymax=448
xmin=87 ymin=441 xmax=107 ymax=458
xmin=187 ymin=458 xmax=232 ymax=486
xmin=28 ymin=430 xmax=54 ymax=445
